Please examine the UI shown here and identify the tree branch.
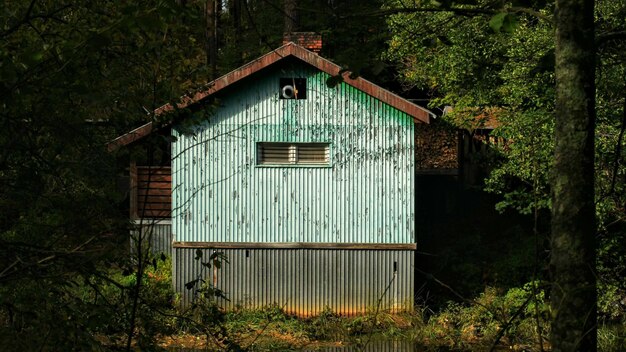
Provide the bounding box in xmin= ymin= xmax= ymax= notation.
xmin=1 ymin=0 xmax=37 ymax=37
xmin=1 ymin=3 xmax=72 ymax=38
xmin=597 ymin=31 xmax=626 ymax=47
xmin=0 ymin=235 xmax=99 ymax=281
xmin=341 ymin=5 xmax=552 ymax=23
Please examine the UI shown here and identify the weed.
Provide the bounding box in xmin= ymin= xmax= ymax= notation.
xmin=305 ymin=306 xmax=346 ymax=340
xmin=414 ymin=282 xmax=549 ymax=350
xmin=598 ymin=323 xmax=626 ymax=352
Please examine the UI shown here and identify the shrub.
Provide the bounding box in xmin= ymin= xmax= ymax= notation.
xmin=305 ymin=306 xmax=346 ymax=340
xmin=417 ymin=282 xmax=548 ymax=350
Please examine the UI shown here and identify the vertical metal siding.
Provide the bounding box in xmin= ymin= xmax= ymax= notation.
xmin=301 ymin=340 xmax=415 ymax=351
xmin=172 ymin=62 xmax=415 ymax=244
xmin=131 ymin=219 xmax=173 ymax=257
xmin=174 ymin=248 xmax=414 ymax=317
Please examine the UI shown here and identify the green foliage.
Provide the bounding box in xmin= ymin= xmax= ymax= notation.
xmin=225 ymin=305 xmax=309 ymax=343
xmin=386 ymin=0 xmax=625 ymax=224
xmin=0 ymin=0 xmax=211 ymax=348
xmin=485 ymin=110 xmax=554 ymax=214
xmin=1 ymin=1 xmax=417 ymax=348
xmin=489 ymin=12 xmax=519 ymax=33
xmin=416 ymin=283 xmax=549 ymax=349
xmin=598 ymin=230 xmax=626 ymax=322
xmin=184 ymin=250 xmax=229 ymax=300
xmin=80 ymin=255 xmax=178 ymax=335
xmin=387 ymin=3 xmax=556 ymax=212
xmin=305 ymin=307 xmax=346 ymax=340
xmin=211 ymin=305 xmax=419 ymax=349
xmin=386 ymin=0 xmax=626 ymax=326
xmin=387 ymin=11 xmax=505 ymax=106
xmin=598 ymin=324 xmax=626 ymax=352
xmin=0 ymin=253 xmax=177 ymax=350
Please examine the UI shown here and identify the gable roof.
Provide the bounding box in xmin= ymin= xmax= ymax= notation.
xmin=108 ymin=42 xmax=434 ymax=151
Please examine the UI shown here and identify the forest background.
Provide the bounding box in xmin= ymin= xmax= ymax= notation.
xmin=0 ymin=0 xmax=624 ymax=351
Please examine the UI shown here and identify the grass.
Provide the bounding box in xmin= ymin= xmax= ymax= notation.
xmin=82 ymin=257 xmax=623 ymax=351
xmin=409 ymin=284 xmax=550 ymax=351
xmin=598 ymin=323 xmax=626 ymax=352
xmin=160 ymin=299 xmax=626 ymax=351
xmin=165 ymin=304 xmax=422 ymax=350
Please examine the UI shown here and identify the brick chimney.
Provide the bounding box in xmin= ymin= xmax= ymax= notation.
xmin=283 ymin=32 xmax=322 ymax=53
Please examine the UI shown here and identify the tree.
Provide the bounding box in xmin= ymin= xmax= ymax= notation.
xmin=385 ymin=0 xmax=626 ymax=349
xmin=284 ymin=0 xmax=299 ymax=33
xmin=551 ymin=1 xmax=597 ymax=350
xmin=205 ymin=0 xmax=220 ymax=78
xmin=0 ymin=1 xmax=210 ymax=349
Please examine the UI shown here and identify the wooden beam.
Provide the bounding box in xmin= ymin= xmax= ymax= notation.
xmin=172 ymin=242 xmax=417 ymax=250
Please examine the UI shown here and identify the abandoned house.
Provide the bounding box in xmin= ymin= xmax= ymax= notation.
xmin=110 ymin=36 xmax=481 ymax=316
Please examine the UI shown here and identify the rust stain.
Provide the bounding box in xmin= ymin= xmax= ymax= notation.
xmin=109 ymin=42 xmax=432 ymax=151
xmin=281 ymin=305 xmax=408 ymax=318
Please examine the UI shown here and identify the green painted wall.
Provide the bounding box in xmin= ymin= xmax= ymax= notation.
xmin=172 ymin=60 xmax=415 ymax=243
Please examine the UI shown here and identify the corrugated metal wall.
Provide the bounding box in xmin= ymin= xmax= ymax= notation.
xmin=302 ymin=340 xmax=415 ymax=351
xmin=131 ymin=219 xmax=172 ymax=257
xmin=174 ymin=248 xmax=414 ymax=316
xmin=169 ymin=340 xmax=415 ymax=352
xmin=172 ymin=60 xmax=415 ymax=244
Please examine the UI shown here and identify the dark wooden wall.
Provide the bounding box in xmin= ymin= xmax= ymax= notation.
xmin=130 ymin=164 xmax=171 ymax=219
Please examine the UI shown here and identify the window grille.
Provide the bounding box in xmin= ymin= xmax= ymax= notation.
xmin=257 ymin=142 xmax=329 ymax=166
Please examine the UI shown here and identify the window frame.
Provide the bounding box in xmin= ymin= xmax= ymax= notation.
xmin=255 ymin=142 xmax=332 ymax=168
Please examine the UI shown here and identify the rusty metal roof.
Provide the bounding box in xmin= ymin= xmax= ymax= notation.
xmin=108 ymin=42 xmax=433 ymax=151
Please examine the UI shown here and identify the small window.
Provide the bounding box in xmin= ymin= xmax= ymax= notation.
xmin=257 ymin=142 xmax=329 ymax=166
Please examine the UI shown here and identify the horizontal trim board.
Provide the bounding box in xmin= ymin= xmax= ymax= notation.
xmin=133 ymin=219 xmax=172 ymax=225
xmin=173 ymin=241 xmax=417 ymax=250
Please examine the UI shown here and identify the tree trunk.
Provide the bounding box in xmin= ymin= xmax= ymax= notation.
xmin=228 ymin=0 xmax=243 ymax=65
xmin=229 ymin=0 xmax=241 ymax=36
xmin=284 ymin=0 xmax=298 ymax=34
xmin=551 ymin=1 xmax=597 ymax=351
xmin=205 ymin=0 xmax=218 ymax=79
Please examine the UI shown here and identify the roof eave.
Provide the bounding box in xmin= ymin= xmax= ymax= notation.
xmin=107 ymin=122 xmax=154 ymax=152
xmin=108 ymin=42 xmax=432 ymax=151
